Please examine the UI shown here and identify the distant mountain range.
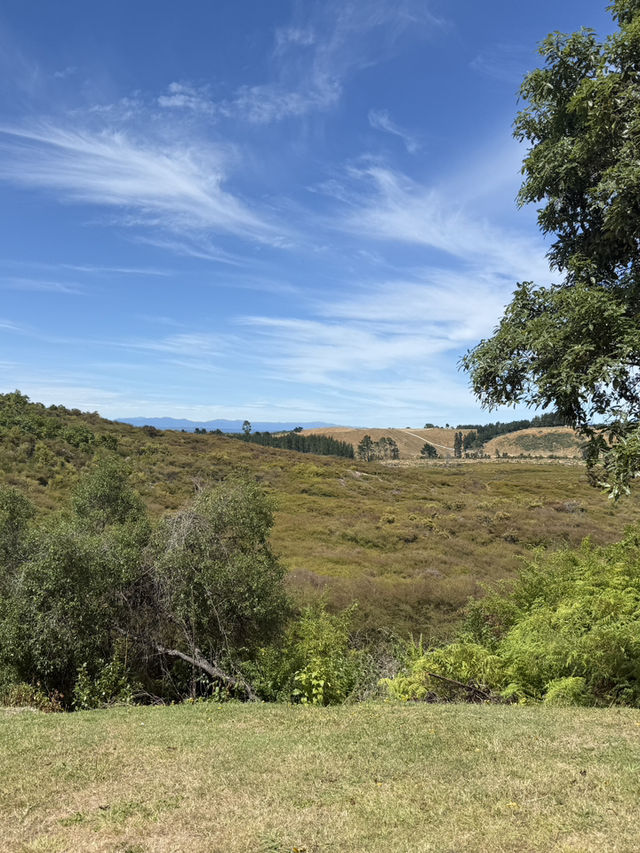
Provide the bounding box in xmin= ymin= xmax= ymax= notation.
xmin=115 ymin=417 xmax=339 ymax=433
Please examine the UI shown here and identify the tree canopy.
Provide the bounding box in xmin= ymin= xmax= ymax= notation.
xmin=463 ymin=0 xmax=640 ymax=497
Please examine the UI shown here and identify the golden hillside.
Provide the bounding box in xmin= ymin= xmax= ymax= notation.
xmin=302 ymin=426 xmax=582 ymax=460
xmin=485 ymin=427 xmax=582 ymax=458
xmin=300 ymin=427 xmax=469 ymax=458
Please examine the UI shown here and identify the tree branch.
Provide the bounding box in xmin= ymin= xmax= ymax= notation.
xmin=155 ymin=644 xmax=258 ymax=701
xmin=424 ymin=671 xmax=498 ymax=702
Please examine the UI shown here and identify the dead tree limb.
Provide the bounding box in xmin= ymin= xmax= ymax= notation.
xmin=155 ymin=644 xmax=258 ymax=701
xmin=424 ymin=671 xmax=497 ymax=702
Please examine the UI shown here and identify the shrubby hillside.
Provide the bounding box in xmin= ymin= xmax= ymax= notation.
xmin=0 ymin=391 xmax=637 ymax=637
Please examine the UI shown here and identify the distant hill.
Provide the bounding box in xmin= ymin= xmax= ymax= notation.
xmin=301 ymin=427 xmax=469 ymax=458
xmin=116 ymin=417 xmax=338 ymax=433
xmin=302 ymin=425 xmax=583 ymax=459
xmin=485 ymin=427 xmax=582 ymax=458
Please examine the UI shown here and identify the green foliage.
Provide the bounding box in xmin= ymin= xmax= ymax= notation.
xmin=72 ymin=455 xmax=145 ymax=531
xmin=234 ymin=430 xmax=354 ymax=458
xmin=543 ymin=677 xmax=591 ymax=706
xmin=420 ymin=442 xmax=438 ymax=459
xmin=381 ymin=642 xmax=507 ymax=701
xmin=453 ymin=432 xmax=463 ymax=459
xmin=0 ymin=460 xmax=150 ymax=703
xmin=148 ymin=476 xmax=289 ymax=665
xmin=0 ymin=486 xmax=35 ymax=577
xmin=0 ymin=681 xmax=63 ymax=712
xmin=72 ymin=646 xmax=137 ymax=710
xmin=385 ymin=531 xmax=640 ymax=706
xmin=356 ymin=435 xmax=375 ymax=462
xmin=247 ymin=606 xmax=368 ymax=705
xmin=463 ymin=2 xmax=640 ymax=496
xmin=357 ymin=435 xmax=399 ymax=462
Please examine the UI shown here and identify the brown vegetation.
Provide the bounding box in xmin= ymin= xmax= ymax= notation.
xmin=2 ymin=403 xmax=636 ymax=638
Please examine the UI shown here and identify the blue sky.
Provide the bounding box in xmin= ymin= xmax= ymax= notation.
xmin=0 ymin=0 xmax=611 ymax=426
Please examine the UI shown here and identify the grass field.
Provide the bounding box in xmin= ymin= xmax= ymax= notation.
xmin=2 ymin=702 xmax=639 ymax=852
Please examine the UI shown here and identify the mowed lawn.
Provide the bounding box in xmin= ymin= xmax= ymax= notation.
xmin=2 ymin=703 xmax=639 ymax=852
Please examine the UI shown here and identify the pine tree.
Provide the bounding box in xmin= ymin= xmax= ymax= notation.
xmin=453 ymin=431 xmax=463 ymax=458
xmin=357 ymin=435 xmax=375 ymax=462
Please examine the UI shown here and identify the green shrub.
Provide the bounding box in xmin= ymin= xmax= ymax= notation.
xmin=0 ymin=681 xmax=63 ymax=712
xmin=543 ymin=677 xmax=591 ymax=706
xmin=381 ymin=642 xmax=507 ymax=701
xmin=247 ymin=606 xmax=368 ymax=705
xmin=383 ymin=532 xmax=640 ymax=706
xmin=72 ymin=650 xmax=137 ymax=710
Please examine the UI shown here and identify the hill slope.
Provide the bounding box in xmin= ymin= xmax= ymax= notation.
xmin=301 ymin=426 xmax=467 ymax=457
xmin=485 ymin=426 xmax=582 ymax=458
xmin=1 ymin=392 xmax=635 ymax=635
xmin=302 ymin=425 xmax=583 ymax=459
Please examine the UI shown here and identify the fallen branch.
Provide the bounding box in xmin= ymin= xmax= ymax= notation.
xmin=424 ymin=671 xmax=498 ymax=702
xmin=155 ymin=645 xmax=258 ymax=701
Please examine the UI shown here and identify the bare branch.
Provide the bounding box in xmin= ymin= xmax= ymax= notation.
xmin=155 ymin=644 xmax=258 ymax=701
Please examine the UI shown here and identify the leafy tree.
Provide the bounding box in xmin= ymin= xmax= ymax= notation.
xmin=145 ymin=475 xmax=289 ymax=698
xmin=420 ymin=442 xmax=438 ymax=459
xmin=462 ymin=431 xmax=478 ymax=452
xmin=463 ymin=0 xmax=640 ymax=497
xmin=375 ymin=436 xmax=400 ymax=460
xmin=0 ymin=462 xmax=150 ymax=701
xmin=0 ymin=487 xmax=34 ymax=579
xmin=242 ymin=420 xmax=252 ymax=435
xmin=73 ymin=455 xmax=145 ymax=532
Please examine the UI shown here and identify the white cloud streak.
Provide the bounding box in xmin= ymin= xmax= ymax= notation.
xmin=1 ymin=277 xmax=83 ymax=294
xmin=332 ymin=163 xmax=550 ymax=283
xmin=212 ymin=0 xmax=443 ymax=124
xmin=0 ymin=123 xmax=283 ymax=244
xmin=368 ymin=109 xmax=419 ymax=153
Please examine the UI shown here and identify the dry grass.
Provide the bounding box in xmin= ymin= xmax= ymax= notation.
xmin=1 ymin=702 xmax=639 ymax=852
xmin=3 ymin=413 xmax=639 ymax=635
xmin=301 ymin=426 xmax=466 ymax=458
xmin=301 ymin=426 xmax=584 ymax=460
xmin=485 ymin=427 xmax=582 ymax=458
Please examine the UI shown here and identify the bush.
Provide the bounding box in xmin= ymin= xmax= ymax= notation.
xmin=383 ymin=532 xmax=640 ymax=706
xmin=381 ymin=642 xmax=507 ymax=701
xmin=0 ymin=460 xmax=150 ymax=704
xmin=0 ymin=681 xmax=63 ymax=712
xmin=247 ymin=606 xmax=369 ymax=705
xmin=148 ymin=476 xmax=289 ymax=666
xmin=72 ymin=646 xmax=138 ymax=710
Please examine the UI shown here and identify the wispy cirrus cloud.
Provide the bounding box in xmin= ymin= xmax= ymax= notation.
xmin=368 ymin=109 xmax=420 ymax=153
xmin=1 ymin=276 xmax=83 ymax=294
xmin=0 ymin=123 xmax=285 ymax=246
xmin=470 ymin=44 xmax=532 ymax=85
xmin=157 ymin=81 xmax=215 ymax=114
xmin=324 ymin=162 xmax=549 ymax=283
xmin=157 ymin=0 xmax=444 ymax=125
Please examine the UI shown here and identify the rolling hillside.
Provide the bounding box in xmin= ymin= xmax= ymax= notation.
xmin=301 ymin=425 xmax=583 ymax=459
xmin=300 ymin=426 xmax=467 ymax=457
xmin=485 ymin=426 xmax=583 ymax=458
xmin=0 ymin=393 xmax=634 ymax=635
